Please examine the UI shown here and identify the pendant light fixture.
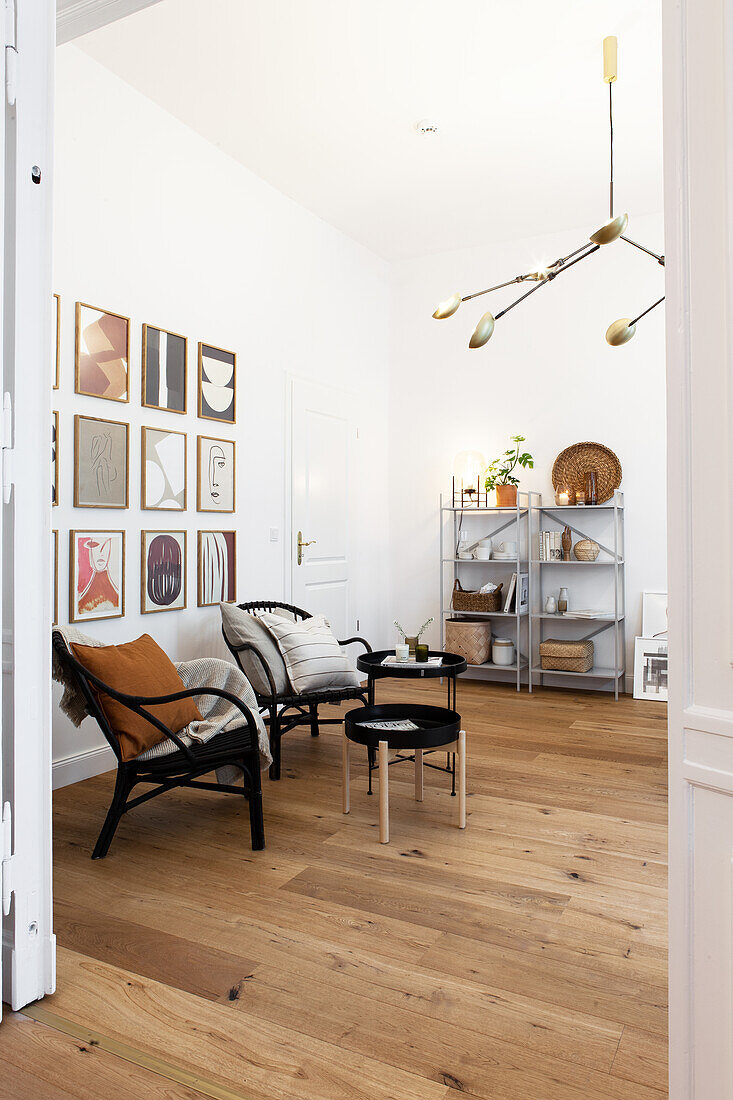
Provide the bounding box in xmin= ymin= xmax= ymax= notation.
xmin=432 ymin=37 xmax=665 ymax=349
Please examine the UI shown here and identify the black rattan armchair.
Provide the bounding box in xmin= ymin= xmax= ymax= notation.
xmin=52 ymin=631 xmax=265 ymax=859
xmin=222 ymin=600 xmax=370 ymax=780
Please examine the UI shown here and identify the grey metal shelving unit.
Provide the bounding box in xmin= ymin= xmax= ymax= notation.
xmin=439 ymin=490 xmax=540 ymax=692
xmin=529 ymin=490 xmax=626 ymax=699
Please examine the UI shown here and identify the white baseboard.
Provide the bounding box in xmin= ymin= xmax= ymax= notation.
xmin=52 ymin=744 xmax=115 ymax=789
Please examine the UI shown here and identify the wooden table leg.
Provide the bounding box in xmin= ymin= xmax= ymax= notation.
xmin=342 ymin=733 xmax=350 ymax=815
xmin=458 ymin=729 xmax=466 ymax=829
xmin=414 ymin=748 xmax=423 ymax=802
xmin=379 ymin=740 xmax=389 ymax=843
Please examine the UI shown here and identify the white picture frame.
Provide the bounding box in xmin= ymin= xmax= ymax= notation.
xmin=633 ymin=636 xmax=668 ymax=701
xmin=642 ymin=590 xmax=668 ymax=638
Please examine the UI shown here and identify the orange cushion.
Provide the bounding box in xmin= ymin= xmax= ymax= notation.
xmin=71 ymin=634 xmax=203 ymax=761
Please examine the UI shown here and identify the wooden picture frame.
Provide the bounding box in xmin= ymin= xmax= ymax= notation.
xmin=75 ymin=301 xmax=130 ymax=403
xmin=197 ymin=434 xmax=235 ymax=513
xmin=141 ymin=425 xmax=187 ymax=511
xmin=198 ymin=342 xmax=236 ymax=424
xmin=69 ymin=529 xmax=125 ymax=623
xmin=74 ymin=414 xmax=129 ymax=509
xmin=141 ymin=530 xmax=187 ymax=614
xmin=52 ymin=529 xmax=58 ymax=627
xmin=197 ymin=530 xmax=236 ymax=606
xmin=141 ymin=323 xmax=188 ymax=415
xmin=52 ymin=411 xmax=59 ymax=507
xmin=53 ymin=293 xmax=60 ymax=390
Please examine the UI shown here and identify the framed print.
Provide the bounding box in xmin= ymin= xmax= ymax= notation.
xmin=142 ymin=426 xmax=187 ymax=511
xmin=52 ymin=411 xmax=58 ymax=507
xmin=142 ymin=324 xmax=187 ymax=414
xmin=52 ymin=293 xmax=60 ymax=389
xmin=70 ymin=529 xmax=125 ymax=622
xmin=642 ymin=590 xmax=668 ymax=639
xmin=74 ymin=414 xmax=129 ymax=508
xmin=75 ymin=301 xmax=130 ymax=402
xmin=197 ymin=435 xmax=235 ymax=512
xmin=633 ymin=637 xmax=669 ymax=701
xmin=198 ymin=531 xmax=236 ymax=606
xmin=198 ymin=342 xmax=235 ymax=424
xmin=52 ymin=529 xmax=58 ymax=627
xmin=141 ymin=530 xmax=186 ymax=613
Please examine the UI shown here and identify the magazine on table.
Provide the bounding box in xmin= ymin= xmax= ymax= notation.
xmin=381 ymin=655 xmax=443 ymax=668
xmin=358 ymin=719 xmax=420 ymax=731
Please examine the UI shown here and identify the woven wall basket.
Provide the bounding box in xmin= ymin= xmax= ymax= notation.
xmin=552 ymin=442 xmax=622 ymax=504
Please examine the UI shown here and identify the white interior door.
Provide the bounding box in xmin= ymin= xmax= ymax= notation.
xmin=1 ymin=0 xmax=55 ymax=1013
xmin=289 ymin=377 xmax=354 ymax=639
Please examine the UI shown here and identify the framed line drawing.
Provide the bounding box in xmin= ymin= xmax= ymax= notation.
xmin=141 ymin=530 xmax=187 ymax=613
xmin=198 ymin=342 xmax=235 ymax=424
xmin=197 ymin=435 xmax=235 ymax=513
xmin=197 ymin=530 xmax=236 ymax=606
xmin=53 ymin=293 xmax=60 ymax=389
xmin=142 ymin=323 xmax=187 ymax=414
xmin=141 ymin=426 xmax=187 ymax=511
xmin=52 ymin=411 xmax=59 ymax=507
xmin=75 ymin=301 xmax=130 ymax=402
xmin=70 ymin=529 xmax=125 ymax=623
xmin=74 ymin=414 xmax=129 ymax=509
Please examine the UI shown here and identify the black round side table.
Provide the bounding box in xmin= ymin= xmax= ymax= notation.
xmin=342 ymin=703 xmax=466 ymax=843
xmin=356 ymin=650 xmax=467 ymax=710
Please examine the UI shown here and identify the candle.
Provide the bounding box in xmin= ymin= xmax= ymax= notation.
xmin=558 ymin=491 xmax=570 ymax=506
xmin=415 ymin=643 xmax=429 ymax=663
xmin=395 ymin=644 xmax=409 ymax=662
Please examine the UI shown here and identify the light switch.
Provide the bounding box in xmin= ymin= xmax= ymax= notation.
xmin=269 ymin=527 xmax=279 ymax=542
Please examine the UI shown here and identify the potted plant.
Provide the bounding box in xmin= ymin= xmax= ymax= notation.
xmin=484 ymin=435 xmax=534 ymax=507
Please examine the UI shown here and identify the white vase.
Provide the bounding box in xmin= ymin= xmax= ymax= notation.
xmin=545 ymin=596 xmax=557 ymax=614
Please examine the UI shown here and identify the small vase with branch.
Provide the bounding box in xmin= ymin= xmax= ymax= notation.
xmin=484 ymin=435 xmax=534 ymax=507
xmin=394 ymin=617 xmax=434 ymax=657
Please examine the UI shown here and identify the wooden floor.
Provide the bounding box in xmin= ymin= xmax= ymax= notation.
xmin=36 ymin=678 xmax=667 ymax=1098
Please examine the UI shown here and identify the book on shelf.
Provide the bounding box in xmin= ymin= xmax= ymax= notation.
xmin=537 ymin=530 xmax=562 ymax=561
xmin=560 ymin=609 xmax=614 ymax=619
xmin=503 ymin=573 xmax=517 ymax=612
xmin=501 ymin=571 xmax=528 ymax=613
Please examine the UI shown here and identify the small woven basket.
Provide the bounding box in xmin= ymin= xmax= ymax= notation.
xmin=452 ymin=579 xmax=503 ymax=613
xmin=539 ymin=638 xmax=594 ymax=673
xmin=445 ymin=619 xmax=492 ymax=665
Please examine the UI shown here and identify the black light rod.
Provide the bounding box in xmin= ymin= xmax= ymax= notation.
xmin=620 ymin=235 xmax=665 ymax=265
xmin=461 ymin=276 xmax=527 ymax=303
xmin=630 ymin=296 xmax=665 ymax=326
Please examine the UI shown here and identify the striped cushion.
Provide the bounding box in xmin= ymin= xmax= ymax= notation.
xmin=259 ymin=613 xmax=362 ymax=694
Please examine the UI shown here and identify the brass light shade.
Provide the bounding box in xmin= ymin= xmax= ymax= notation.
xmin=432 ymin=292 xmax=462 ymax=319
xmin=469 ymin=312 xmax=495 ymax=349
xmin=605 ymin=317 xmax=636 ymax=346
xmin=590 ymin=212 xmax=628 ymax=245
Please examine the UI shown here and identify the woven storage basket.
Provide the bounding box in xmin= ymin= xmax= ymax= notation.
xmin=445 ymin=619 xmax=492 ymax=665
xmin=552 ymin=442 xmax=622 ymax=504
xmin=452 ymin=579 xmax=503 ymax=613
xmin=573 ymin=539 xmax=600 ymax=561
xmin=539 ymin=637 xmax=594 ymax=673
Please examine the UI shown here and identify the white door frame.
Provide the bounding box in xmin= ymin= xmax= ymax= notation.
xmin=1 ymin=0 xmax=56 ymax=1011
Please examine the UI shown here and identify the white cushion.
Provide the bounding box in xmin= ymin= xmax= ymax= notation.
xmin=259 ymin=613 xmax=362 ymax=694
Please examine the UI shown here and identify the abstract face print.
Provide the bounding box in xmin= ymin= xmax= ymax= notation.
xmin=197 ymin=435 xmax=235 ymax=512
xmin=70 ymin=530 xmax=124 ymax=622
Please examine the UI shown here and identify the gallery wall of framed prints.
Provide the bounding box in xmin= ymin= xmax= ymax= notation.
xmin=52 ymin=292 xmax=239 ymax=633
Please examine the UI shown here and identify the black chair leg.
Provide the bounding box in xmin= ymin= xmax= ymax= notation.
xmin=309 ymin=703 xmax=320 ymax=737
xmin=268 ymin=708 xmax=282 ymax=781
xmin=92 ymin=766 xmax=131 ymax=860
xmin=246 ymin=756 xmax=265 ymax=850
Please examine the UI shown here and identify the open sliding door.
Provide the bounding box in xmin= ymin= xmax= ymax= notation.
xmin=1 ymin=0 xmax=55 ymax=1012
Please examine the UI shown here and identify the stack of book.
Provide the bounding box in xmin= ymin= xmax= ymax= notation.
xmin=537 ymin=531 xmax=563 ymax=561
xmin=502 ymin=572 xmax=529 ymax=613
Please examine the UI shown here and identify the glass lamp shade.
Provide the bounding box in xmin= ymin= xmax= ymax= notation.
xmin=453 ymin=450 xmax=486 ymax=504
xmin=590 ymin=212 xmax=628 ymax=246
xmin=605 ymin=317 xmax=636 ymax=346
xmin=433 ymin=292 xmax=462 ymax=319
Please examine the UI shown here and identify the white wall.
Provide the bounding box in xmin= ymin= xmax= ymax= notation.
xmin=52 ymin=46 xmax=392 ymax=782
xmin=390 ymin=215 xmax=667 ymax=686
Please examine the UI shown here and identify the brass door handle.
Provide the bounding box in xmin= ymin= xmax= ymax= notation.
xmin=297 ymin=531 xmax=316 ymax=565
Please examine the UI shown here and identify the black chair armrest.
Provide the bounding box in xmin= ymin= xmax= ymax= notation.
xmin=221 ymin=629 xmax=279 ymax=708
xmin=338 ymin=636 xmax=373 ymax=654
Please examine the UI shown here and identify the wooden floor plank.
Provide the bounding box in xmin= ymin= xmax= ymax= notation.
xmin=47 ymin=677 xmax=667 ymax=1099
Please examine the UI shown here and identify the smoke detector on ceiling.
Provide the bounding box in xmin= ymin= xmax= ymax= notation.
xmin=414 ymin=119 xmax=439 ymax=137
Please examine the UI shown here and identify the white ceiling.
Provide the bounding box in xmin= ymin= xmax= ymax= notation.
xmin=73 ymin=0 xmax=663 ymax=262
